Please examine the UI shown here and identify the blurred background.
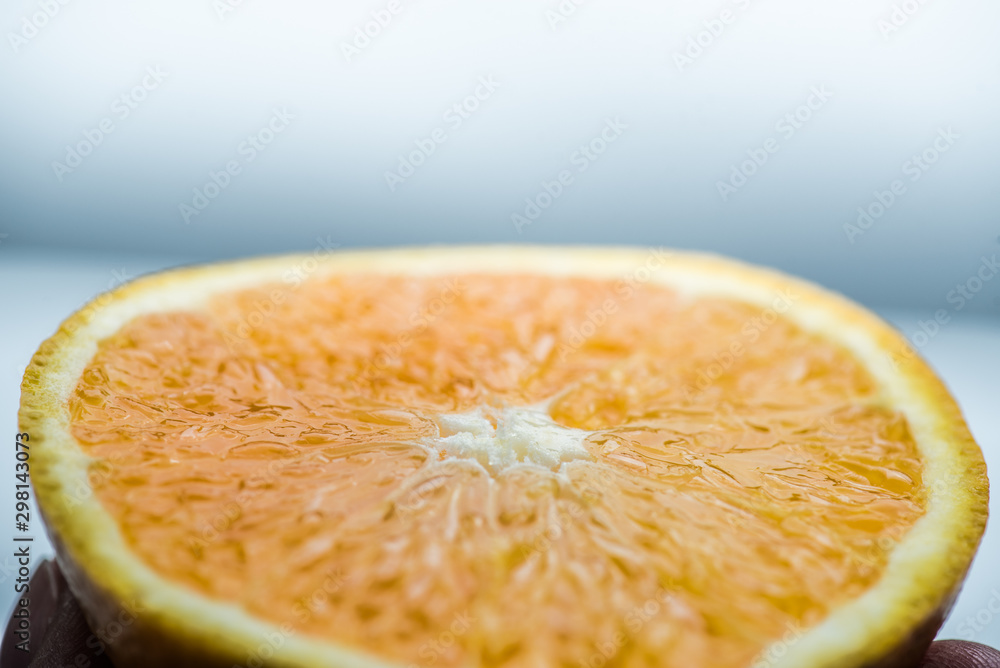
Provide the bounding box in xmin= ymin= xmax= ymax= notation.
xmin=1 ymin=0 xmax=998 ymax=653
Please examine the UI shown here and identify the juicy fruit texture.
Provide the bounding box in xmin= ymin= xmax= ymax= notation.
xmin=69 ymin=274 xmax=925 ymax=668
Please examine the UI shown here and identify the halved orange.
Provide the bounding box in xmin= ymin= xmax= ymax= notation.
xmin=20 ymin=246 xmax=988 ymax=668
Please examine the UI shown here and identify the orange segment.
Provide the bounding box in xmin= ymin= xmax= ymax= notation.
xmin=69 ymin=272 xmax=925 ymax=668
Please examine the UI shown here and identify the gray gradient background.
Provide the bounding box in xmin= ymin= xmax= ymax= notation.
xmin=1 ymin=0 xmax=999 ymax=658
xmin=0 ymin=0 xmax=998 ymax=314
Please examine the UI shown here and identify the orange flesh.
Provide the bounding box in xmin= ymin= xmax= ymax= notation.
xmin=70 ymin=274 xmax=925 ymax=668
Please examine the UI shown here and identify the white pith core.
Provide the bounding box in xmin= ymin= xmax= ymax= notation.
xmin=425 ymin=404 xmax=594 ymax=474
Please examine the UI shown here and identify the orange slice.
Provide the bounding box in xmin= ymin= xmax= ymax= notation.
xmin=20 ymin=246 xmax=988 ymax=668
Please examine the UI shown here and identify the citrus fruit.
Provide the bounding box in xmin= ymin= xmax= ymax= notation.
xmin=20 ymin=246 xmax=988 ymax=668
